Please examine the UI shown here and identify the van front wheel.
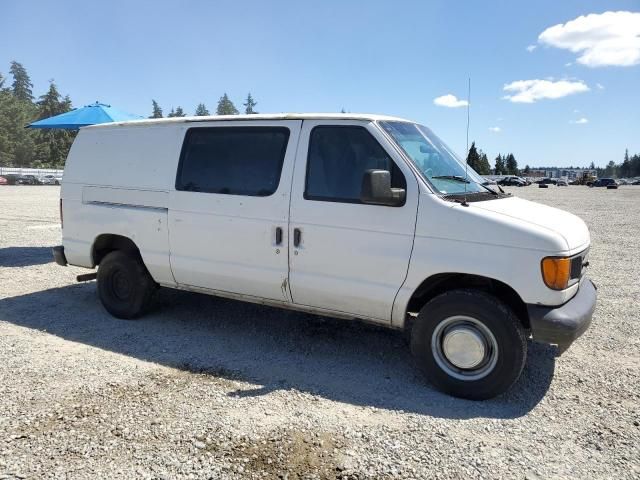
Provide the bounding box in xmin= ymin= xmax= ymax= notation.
xmin=97 ymin=250 xmax=157 ymax=319
xmin=411 ymin=289 xmax=527 ymax=400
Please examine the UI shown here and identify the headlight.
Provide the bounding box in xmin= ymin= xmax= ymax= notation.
xmin=541 ymin=257 xmax=571 ymax=290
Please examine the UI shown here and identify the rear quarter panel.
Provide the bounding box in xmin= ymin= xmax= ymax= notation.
xmin=61 ymin=124 xmax=184 ymax=284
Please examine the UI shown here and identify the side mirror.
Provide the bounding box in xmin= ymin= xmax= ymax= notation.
xmin=360 ymin=169 xmax=406 ymax=207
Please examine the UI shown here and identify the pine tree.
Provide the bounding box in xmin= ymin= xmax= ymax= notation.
xmin=195 ymin=103 xmax=210 ymax=116
xmin=604 ymin=160 xmax=617 ymax=177
xmin=243 ymin=93 xmax=258 ymax=114
xmin=174 ymin=106 xmax=185 ymax=117
xmin=506 ymin=153 xmax=518 ymax=175
xmin=36 ymin=82 xmax=65 ymax=118
xmin=167 ymin=107 xmax=176 ymax=118
xmin=216 ymin=93 xmax=239 ymax=115
xmin=620 ymin=149 xmax=631 ymax=177
xmin=631 ymin=153 xmax=640 ymax=177
xmin=61 ymin=95 xmax=72 ymax=112
xmin=477 ymin=152 xmax=491 ymax=175
xmin=0 ymin=87 xmax=37 ymax=166
xmin=33 ymin=81 xmax=75 ymax=167
xmin=150 ymin=100 xmax=163 ymax=118
xmin=523 ymin=165 xmax=531 ymax=175
xmin=9 ymin=61 xmax=33 ymax=102
xmin=466 ymin=142 xmax=481 ymax=171
xmin=0 ymin=72 xmax=5 ymax=90
xmin=494 ymin=154 xmax=505 ymax=175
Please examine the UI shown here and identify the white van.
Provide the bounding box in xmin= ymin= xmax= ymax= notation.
xmin=53 ymin=114 xmax=596 ymax=399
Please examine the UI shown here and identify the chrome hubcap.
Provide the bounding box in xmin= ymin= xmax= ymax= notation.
xmin=442 ymin=326 xmax=486 ymax=369
xmin=431 ymin=315 xmax=499 ymax=381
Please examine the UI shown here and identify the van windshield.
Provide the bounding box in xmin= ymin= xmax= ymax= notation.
xmin=379 ymin=121 xmax=487 ymax=195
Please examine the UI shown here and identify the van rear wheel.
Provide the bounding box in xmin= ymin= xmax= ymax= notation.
xmin=411 ymin=289 xmax=527 ymax=400
xmin=97 ymin=250 xmax=157 ymax=319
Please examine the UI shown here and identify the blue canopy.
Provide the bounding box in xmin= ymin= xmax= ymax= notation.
xmin=27 ymin=101 xmax=143 ymax=129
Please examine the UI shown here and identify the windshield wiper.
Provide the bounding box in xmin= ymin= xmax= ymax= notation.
xmin=481 ymin=181 xmax=501 ymax=195
xmin=432 ymin=175 xmax=506 ymax=196
xmin=431 ymin=175 xmax=470 ymax=183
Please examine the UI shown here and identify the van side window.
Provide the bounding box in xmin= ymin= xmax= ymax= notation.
xmin=176 ymin=127 xmax=290 ymax=196
xmin=305 ymin=126 xmax=406 ymax=203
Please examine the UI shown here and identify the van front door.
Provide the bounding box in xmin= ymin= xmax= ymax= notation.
xmin=168 ymin=121 xmax=301 ymax=302
xmin=288 ymin=120 xmax=419 ymax=321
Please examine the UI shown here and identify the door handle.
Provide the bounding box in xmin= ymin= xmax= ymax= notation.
xmin=293 ymin=228 xmax=301 ymax=247
xmin=275 ymin=227 xmax=283 ymax=245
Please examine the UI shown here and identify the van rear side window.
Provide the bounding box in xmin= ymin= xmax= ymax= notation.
xmin=175 ymin=127 xmax=290 ymax=196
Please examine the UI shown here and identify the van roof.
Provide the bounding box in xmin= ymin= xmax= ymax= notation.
xmin=83 ymin=113 xmax=413 ymax=129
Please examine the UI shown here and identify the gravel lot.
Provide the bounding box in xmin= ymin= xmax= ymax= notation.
xmin=1 ymin=185 xmax=638 ymax=479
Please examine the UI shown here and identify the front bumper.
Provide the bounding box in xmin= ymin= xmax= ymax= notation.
xmin=52 ymin=245 xmax=68 ymax=266
xmin=527 ymin=278 xmax=597 ymax=354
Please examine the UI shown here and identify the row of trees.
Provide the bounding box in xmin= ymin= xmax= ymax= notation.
xmin=0 ymin=61 xmax=76 ymax=168
xmin=594 ymin=150 xmax=640 ymax=178
xmin=149 ymin=93 xmax=258 ymax=118
xmin=466 ymin=142 xmax=520 ymax=175
xmin=467 ymin=142 xmax=640 ymax=179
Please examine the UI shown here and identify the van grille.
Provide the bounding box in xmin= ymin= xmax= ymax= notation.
xmin=570 ymin=256 xmax=582 ymax=279
xmin=570 ymin=248 xmax=589 ymax=282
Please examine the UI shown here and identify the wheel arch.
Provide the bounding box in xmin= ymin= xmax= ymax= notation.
xmin=405 ymin=272 xmax=530 ymax=331
xmin=91 ymin=234 xmax=142 ymax=267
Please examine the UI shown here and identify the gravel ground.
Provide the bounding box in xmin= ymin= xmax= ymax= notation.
xmin=0 ymin=185 xmax=638 ymax=479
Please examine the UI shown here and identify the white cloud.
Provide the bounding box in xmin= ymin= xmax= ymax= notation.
xmin=596 ymin=83 xmax=605 ymax=89
xmin=570 ymin=117 xmax=589 ymax=124
xmin=538 ymin=11 xmax=640 ymax=67
xmin=526 ymin=44 xmax=537 ymax=52
xmin=433 ymin=94 xmax=469 ymax=108
xmin=502 ymin=79 xmax=590 ymax=103
xmin=488 ymin=126 xmax=502 ymax=133
xmin=565 ymin=62 xmax=573 ymax=67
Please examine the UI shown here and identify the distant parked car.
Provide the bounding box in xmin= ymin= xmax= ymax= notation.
xmin=1 ymin=174 xmax=21 ymax=185
xmin=556 ymin=179 xmax=568 ymax=186
xmin=497 ymin=176 xmax=527 ymax=187
xmin=0 ymin=176 xmax=7 ymax=185
xmin=17 ymin=174 xmax=41 ymax=185
xmin=535 ymin=178 xmax=557 ymax=185
xmin=590 ymin=178 xmax=618 ymax=189
xmin=632 ymin=179 xmax=640 ymax=185
xmin=40 ymin=174 xmax=61 ymax=185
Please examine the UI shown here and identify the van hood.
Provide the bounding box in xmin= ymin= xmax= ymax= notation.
xmin=471 ymin=196 xmax=590 ymax=252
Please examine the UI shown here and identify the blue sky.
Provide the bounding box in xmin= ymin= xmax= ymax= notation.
xmin=2 ymin=0 xmax=639 ymax=167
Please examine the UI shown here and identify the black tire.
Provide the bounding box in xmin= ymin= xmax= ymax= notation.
xmin=97 ymin=250 xmax=157 ymax=319
xmin=411 ymin=289 xmax=527 ymax=400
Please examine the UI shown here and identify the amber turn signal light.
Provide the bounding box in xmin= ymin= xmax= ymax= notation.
xmin=541 ymin=257 xmax=571 ymax=290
